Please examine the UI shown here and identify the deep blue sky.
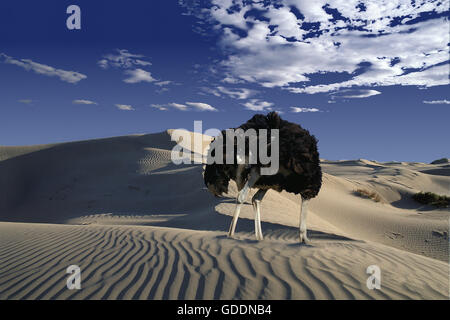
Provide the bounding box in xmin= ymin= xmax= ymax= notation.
xmin=0 ymin=0 xmax=449 ymax=162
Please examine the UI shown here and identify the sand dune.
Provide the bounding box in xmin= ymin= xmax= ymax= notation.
xmin=0 ymin=131 xmax=448 ymax=300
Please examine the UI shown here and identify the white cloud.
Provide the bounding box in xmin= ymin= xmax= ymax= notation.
xmin=150 ymin=104 xmax=169 ymax=111
xmin=1 ymin=53 xmax=86 ymax=84
xmin=186 ymin=102 xmax=218 ymax=111
xmin=156 ymin=88 xmax=170 ymax=94
xmin=200 ymin=87 xmax=222 ymax=97
xmin=290 ymin=61 xmax=449 ymax=94
xmin=201 ymin=86 xmax=257 ymax=99
xmin=98 ymin=49 xmax=173 ymax=86
xmin=155 ymin=80 xmax=172 ymax=86
xmin=190 ymin=0 xmax=449 ymax=93
xmin=168 ymin=103 xmax=189 ymax=111
xmin=221 ymin=75 xmax=244 ymax=84
xmin=18 ymin=99 xmax=33 ymax=104
xmin=210 ymin=0 xmax=248 ymax=30
xmin=97 ymin=59 xmax=109 ymax=69
xmin=115 ymin=104 xmax=135 ymax=111
xmin=291 ymin=107 xmax=320 ymax=113
xmin=330 ymin=89 xmax=381 ymax=99
xmin=242 ymin=99 xmax=274 ymax=111
xmin=423 ymin=99 xmax=450 ymax=104
xmin=154 ymin=102 xmax=218 ymax=112
xmin=72 ymin=99 xmax=98 ymax=105
xmin=216 ymin=86 xmax=256 ymax=99
xmin=98 ymin=49 xmax=152 ymax=69
xmin=264 ymin=5 xmax=304 ymax=39
xmin=123 ymin=68 xmax=156 ymax=83
xmin=284 ymin=0 xmax=332 ymax=23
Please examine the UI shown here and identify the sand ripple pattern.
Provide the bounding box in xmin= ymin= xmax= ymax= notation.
xmin=0 ymin=223 xmax=448 ymax=300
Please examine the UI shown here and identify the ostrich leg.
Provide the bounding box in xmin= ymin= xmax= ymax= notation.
xmin=228 ymin=168 xmax=260 ymax=238
xmin=299 ymin=197 xmax=310 ymax=244
xmin=252 ymin=189 xmax=267 ymax=240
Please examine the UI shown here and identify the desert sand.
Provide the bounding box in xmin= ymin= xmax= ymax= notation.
xmin=0 ymin=131 xmax=448 ymax=300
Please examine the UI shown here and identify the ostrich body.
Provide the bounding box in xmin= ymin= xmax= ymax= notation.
xmin=204 ymin=112 xmax=322 ymax=243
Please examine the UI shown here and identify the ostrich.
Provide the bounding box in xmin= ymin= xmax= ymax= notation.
xmin=204 ymin=112 xmax=322 ymax=243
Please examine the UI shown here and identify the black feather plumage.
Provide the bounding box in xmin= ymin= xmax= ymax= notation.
xmin=204 ymin=112 xmax=322 ymax=200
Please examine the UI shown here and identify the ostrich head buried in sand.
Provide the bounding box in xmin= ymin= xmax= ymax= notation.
xmin=204 ymin=112 xmax=322 ymax=243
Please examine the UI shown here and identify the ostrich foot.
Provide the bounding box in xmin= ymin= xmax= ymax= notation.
xmin=299 ymin=232 xmax=310 ymax=244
